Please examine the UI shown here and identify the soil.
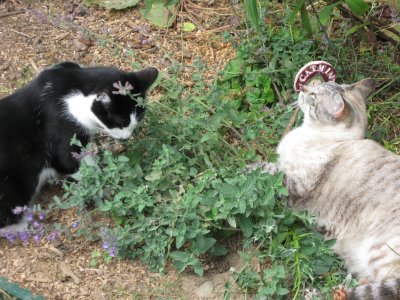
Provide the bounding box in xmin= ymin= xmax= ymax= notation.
xmin=0 ymin=0 xmax=246 ymax=299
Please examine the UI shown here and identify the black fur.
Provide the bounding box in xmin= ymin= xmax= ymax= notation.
xmin=0 ymin=62 xmax=158 ymax=227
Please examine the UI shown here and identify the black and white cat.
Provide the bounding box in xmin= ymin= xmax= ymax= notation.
xmin=0 ymin=62 xmax=158 ymax=229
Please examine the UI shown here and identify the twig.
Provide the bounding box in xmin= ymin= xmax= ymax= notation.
xmin=29 ymin=58 xmax=39 ymax=74
xmin=272 ymin=80 xmax=284 ymax=105
xmin=283 ymin=107 xmax=300 ymax=137
xmin=184 ymin=24 xmax=231 ymax=38
xmin=185 ymin=1 xmax=232 ymax=12
xmin=182 ymin=5 xmax=206 ymax=30
xmin=0 ymin=27 xmax=32 ymax=38
xmin=0 ymin=9 xmax=26 ymax=18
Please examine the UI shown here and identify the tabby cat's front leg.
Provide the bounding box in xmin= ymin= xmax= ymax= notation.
xmin=245 ymin=161 xmax=280 ymax=175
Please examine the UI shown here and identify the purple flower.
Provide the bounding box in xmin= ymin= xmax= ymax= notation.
xmin=47 ymin=231 xmax=59 ymax=241
xmin=102 ymin=241 xmax=109 ymax=250
xmin=38 ymin=213 xmax=46 ymax=220
xmin=33 ymin=221 xmax=43 ymax=230
xmin=33 ymin=230 xmax=45 ymax=244
xmin=18 ymin=231 xmax=31 ymax=244
xmin=26 ymin=212 xmax=34 ymax=222
xmin=100 ymin=228 xmax=119 ymax=257
xmin=71 ymin=221 xmax=80 ymax=228
xmin=1 ymin=231 xmax=17 ymax=243
xmin=108 ymin=246 xmax=118 ymax=257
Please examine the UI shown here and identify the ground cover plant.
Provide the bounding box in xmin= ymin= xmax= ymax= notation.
xmin=56 ymin=1 xmax=399 ymax=299
xmin=1 ymin=0 xmax=399 ymax=299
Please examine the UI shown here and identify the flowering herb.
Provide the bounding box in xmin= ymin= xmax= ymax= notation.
xmin=100 ymin=228 xmax=119 ymax=257
xmin=47 ymin=231 xmax=59 ymax=241
xmin=0 ymin=206 xmax=56 ymax=245
xmin=112 ymin=81 xmax=134 ymax=96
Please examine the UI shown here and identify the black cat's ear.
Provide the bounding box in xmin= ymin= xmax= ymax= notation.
xmin=349 ymin=78 xmax=375 ymax=100
xmin=131 ymin=67 xmax=159 ymax=91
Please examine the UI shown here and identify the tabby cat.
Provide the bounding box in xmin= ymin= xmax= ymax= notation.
xmin=0 ymin=62 xmax=158 ymax=229
xmin=249 ymin=78 xmax=400 ymax=299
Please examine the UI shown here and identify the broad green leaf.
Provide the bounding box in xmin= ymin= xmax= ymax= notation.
xmin=182 ymin=22 xmax=196 ymax=32
xmin=319 ymin=3 xmax=339 ymax=25
xmin=145 ymin=170 xmax=162 ymax=181
xmin=140 ymin=0 xmax=178 ymax=28
xmin=220 ymin=58 xmax=243 ymax=81
xmin=227 ymin=217 xmax=237 ymax=228
xmin=194 ymin=236 xmax=216 ymax=254
xmin=344 ymin=0 xmax=369 ymax=15
xmin=277 ymin=287 xmax=290 ymax=296
xmin=176 ymin=235 xmax=185 ymax=249
xmin=211 ymin=244 xmax=228 ymax=256
xmin=0 ymin=277 xmax=44 ymax=300
xmin=170 ymin=251 xmax=189 ymax=262
xmin=238 ymin=217 xmax=253 ymax=237
xmin=192 ymin=260 xmax=204 ymax=276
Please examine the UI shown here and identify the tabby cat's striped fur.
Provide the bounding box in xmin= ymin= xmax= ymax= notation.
xmin=254 ymin=79 xmax=400 ymax=299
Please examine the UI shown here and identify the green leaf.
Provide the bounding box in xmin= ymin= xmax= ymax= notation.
xmin=244 ymin=0 xmax=260 ymax=33
xmin=194 ymin=236 xmax=216 ymax=254
xmin=289 ymin=0 xmax=306 ymax=24
xmin=145 ymin=170 xmax=162 ymax=181
xmin=300 ymin=2 xmax=313 ymax=38
xmin=344 ymin=0 xmax=369 ymax=15
xmin=345 ymin=23 xmax=365 ymax=35
xmin=220 ymin=58 xmax=243 ymax=81
xmin=238 ymin=217 xmax=253 ymax=237
xmin=170 ymin=251 xmax=189 ymax=262
xmin=182 ymin=22 xmax=196 ymax=32
xmin=176 ymin=235 xmax=185 ymax=249
xmin=319 ymin=3 xmax=339 ymax=25
xmin=0 ymin=277 xmax=44 ymax=300
xmin=104 ymin=0 xmax=139 ymax=9
xmin=211 ymin=244 xmax=228 ymax=256
xmin=192 ymin=260 xmax=204 ymax=276
xmin=227 ymin=217 xmax=237 ymax=228
xmin=277 ymin=287 xmax=290 ymax=296
xmin=84 ymin=0 xmax=140 ymax=10
xmin=118 ymin=155 xmax=130 ymax=162
xmin=140 ymin=0 xmax=178 ymax=28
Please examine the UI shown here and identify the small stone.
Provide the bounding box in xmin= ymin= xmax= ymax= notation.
xmin=196 ymin=280 xmax=214 ymax=298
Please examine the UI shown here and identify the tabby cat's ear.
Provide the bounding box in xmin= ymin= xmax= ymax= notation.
xmin=131 ymin=67 xmax=159 ymax=91
xmin=331 ymin=93 xmax=349 ymax=119
xmin=349 ymin=78 xmax=375 ymax=100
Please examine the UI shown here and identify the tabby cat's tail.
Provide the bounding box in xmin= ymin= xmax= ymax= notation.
xmin=334 ymin=279 xmax=400 ymax=300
